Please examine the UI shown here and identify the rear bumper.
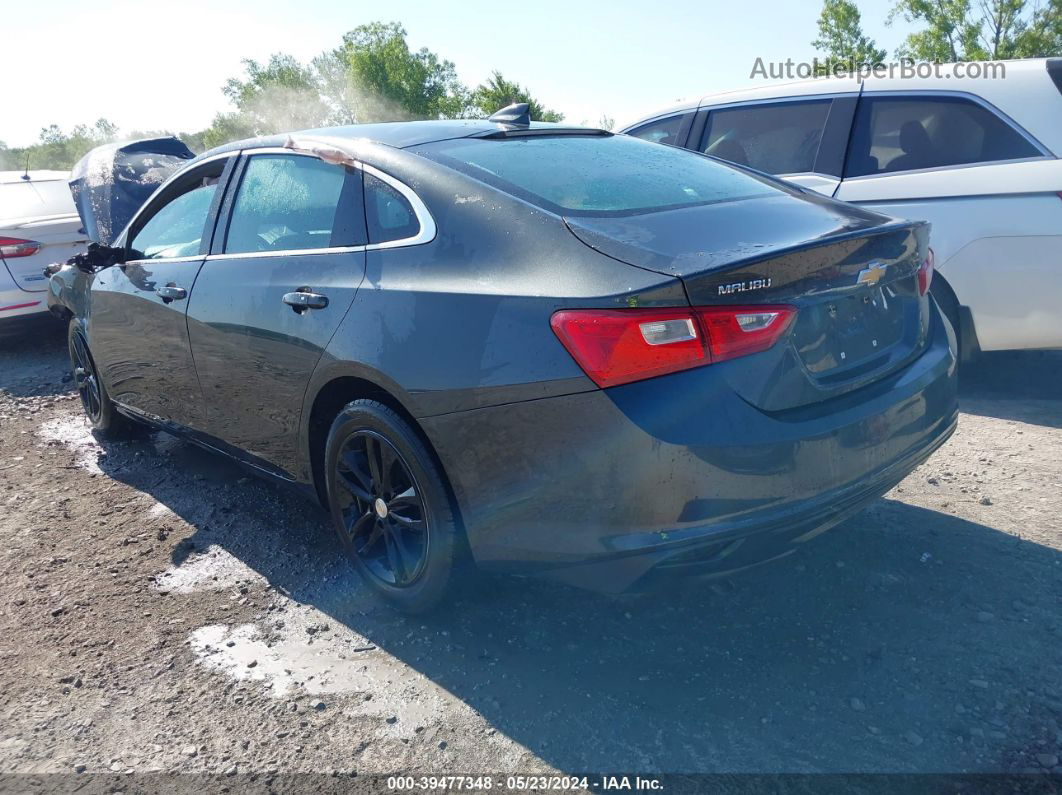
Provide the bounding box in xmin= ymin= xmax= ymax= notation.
xmin=423 ymin=302 xmax=958 ymax=592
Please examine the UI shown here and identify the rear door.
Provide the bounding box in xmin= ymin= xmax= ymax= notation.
xmin=694 ymin=97 xmax=856 ymax=196
xmin=186 ymin=150 xmax=368 ymax=477
xmin=89 ymin=156 xmax=233 ymax=428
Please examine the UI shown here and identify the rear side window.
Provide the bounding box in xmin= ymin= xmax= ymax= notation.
xmin=627 ymin=114 xmax=690 ymax=146
xmin=700 ymin=100 xmax=831 ymax=174
xmin=418 ymin=134 xmax=777 ymax=217
xmin=845 ymin=95 xmax=1042 ymax=178
xmin=224 ymin=154 xmax=363 ymax=254
xmin=364 ymin=173 xmax=420 ymax=244
xmin=129 ymin=181 xmax=217 ymax=260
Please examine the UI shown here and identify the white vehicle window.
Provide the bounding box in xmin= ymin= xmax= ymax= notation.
xmin=627 ymin=114 xmax=690 ymax=146
xmin=845 ymin=95 xmax=1042 ymax=177
xmin=700 ymin=100 xmax=831 ymax=174
xmin=129 ymin=182 xmax=217 ymax=260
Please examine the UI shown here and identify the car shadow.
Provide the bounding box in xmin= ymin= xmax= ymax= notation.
xmin=0 ymin=313 xmax=72 ymax=398
xmin=92 ymin=429 xmax=1062 ymax=774
xmin=960 ymin=350 xmax=1062 ymax=430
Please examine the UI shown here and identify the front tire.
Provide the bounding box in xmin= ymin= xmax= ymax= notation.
xmin=324 ymin=399 xmax=459 ymax=613
xmin=67 ymin=321 xmax=140 ymax=438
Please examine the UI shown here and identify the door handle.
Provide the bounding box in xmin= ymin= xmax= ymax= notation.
xmin=283 ymin=289 xmax=329 ymax=313
xmin=156 ymin=284 xmax=187 ymax=303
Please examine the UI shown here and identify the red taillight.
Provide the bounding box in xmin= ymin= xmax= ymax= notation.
xmin=551 ymin=304 xmax=795 ymax=388
xmin=917 ymin=248 xmax=934 ymax=296
xmin=696 ymin=305 xmax=797 ymax=362
xmin=0 ymin=237 xmax=41 ymax=259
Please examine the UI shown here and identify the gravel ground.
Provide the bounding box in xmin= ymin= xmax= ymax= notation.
xmin=0 ymin=314 xmax=1060 ymax=778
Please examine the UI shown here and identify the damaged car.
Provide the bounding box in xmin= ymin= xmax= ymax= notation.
xmin=48 ymin=107 xmax=958 ymax=612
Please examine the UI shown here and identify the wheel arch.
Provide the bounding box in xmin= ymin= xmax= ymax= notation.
xmin=300 ymin=368 xmax=464 ymax=543
xmin=928 ymin=270 xmax=980 ymax=362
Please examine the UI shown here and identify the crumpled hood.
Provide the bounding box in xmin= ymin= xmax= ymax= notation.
xmin=69 ymin=137 xmax=194 ymax=245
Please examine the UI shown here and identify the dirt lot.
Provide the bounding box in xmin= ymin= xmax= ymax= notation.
xmin=0 ymin=314 xmax=1060 ymax=778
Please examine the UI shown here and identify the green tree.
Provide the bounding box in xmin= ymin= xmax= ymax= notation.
xmin=216 ymin=54 xmax=330 ymax=136
xmin=889 ymin=0 xmax=1062 ymax=59
xmin=316 ymin=22 xmax=469 ymax=122
xmin=813 ymin=0 xmax=888 ymax=72
xmin=469 ymin=71 xmax=564 ymax=121
xmin=1014 ymin=0 xmax=1062 ymax=55
xmin=3 ymin=118 xmax=121 ymax=171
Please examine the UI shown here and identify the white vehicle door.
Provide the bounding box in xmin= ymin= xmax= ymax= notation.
xmin=834 ymin=92 xmax=1062 ymax=351
xmin=782 ymin=173 xmax=842 ymax=195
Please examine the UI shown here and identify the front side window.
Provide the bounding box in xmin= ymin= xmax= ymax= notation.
xmin=224 ymin=154 xmax=359 ymax=254
xmin=701 ymin=100 xmax=831 ymax=174
xmin=627 ymin=114 xmax=690 ymax=146
xmin=845 ymin=95 xmax=1042 ymax=178
xmin=418 ymin=134 xmax=778 ymax=217
xmin=129 ymin=180 xmax=217 ymax=260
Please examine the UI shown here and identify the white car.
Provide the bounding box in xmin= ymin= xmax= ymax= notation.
xmin=622 ymin=58 xmax=1062 ymax=356
xmin=1 ymin=170 xmax=87 ymax=322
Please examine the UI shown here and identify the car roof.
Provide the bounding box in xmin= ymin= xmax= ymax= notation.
xmin=622 ymin=57 xmax=1062 ymax=155
xmin=200 ymin=119 xmax=606 ymax=160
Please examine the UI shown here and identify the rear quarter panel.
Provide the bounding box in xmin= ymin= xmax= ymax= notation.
xmin=1 ymin=214 xmax=87 ymax=292
xmin=298 ymin=148 xmax=688 ymax=481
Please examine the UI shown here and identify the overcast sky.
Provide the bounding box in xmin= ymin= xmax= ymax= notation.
xmin=3 ymin=0 xmax=908 ymax=147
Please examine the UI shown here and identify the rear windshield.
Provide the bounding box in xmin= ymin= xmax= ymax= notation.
xmin=0 ymin=179 xmax=75 ymax=220
xmin=417 ymin=134 xmax=779 ymax=217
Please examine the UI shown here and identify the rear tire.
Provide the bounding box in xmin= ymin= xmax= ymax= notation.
xmin=324 ymin=399 xmax=460 ymax=613
xmin=67 ymin=321 xmax=142 ymax=439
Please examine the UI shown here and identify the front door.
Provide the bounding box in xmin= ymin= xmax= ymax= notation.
xmin=89 ymin=158 xmax=231 ymax=428
xmin=186 ymin=151 xmax=368 ymax=477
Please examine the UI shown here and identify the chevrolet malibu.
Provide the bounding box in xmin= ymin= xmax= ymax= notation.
xmin=48 ymin=112 xmax=958 ymax=612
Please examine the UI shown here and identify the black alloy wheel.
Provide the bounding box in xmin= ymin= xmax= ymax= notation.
xmin=334 ymin=431 xmax=429 ymax=587
xmin=70 ymin=330 xmax=102 ymax=423
xmin=324 ymin=399 xmax=460 ymax=612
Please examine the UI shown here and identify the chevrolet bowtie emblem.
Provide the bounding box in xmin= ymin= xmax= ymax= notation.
xmin=856 ymin=262 xmax=887 ymax=286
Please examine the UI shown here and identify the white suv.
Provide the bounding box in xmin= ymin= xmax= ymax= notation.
xmin=622 ymin=58 xmax=1062 ymax=356
xmin=1 ymin=170 xmax=87 ymax=322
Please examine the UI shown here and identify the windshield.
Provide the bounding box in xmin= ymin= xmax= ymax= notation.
xmin=417 ymin=133 xmax=779 ymax=217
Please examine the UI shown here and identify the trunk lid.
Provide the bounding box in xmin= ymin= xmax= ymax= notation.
xmin=565 ymin=192 xmax=931 ymax=410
